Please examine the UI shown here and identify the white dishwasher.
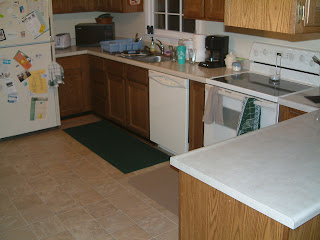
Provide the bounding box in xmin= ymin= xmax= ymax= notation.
xmin=149 ymin=70 xmax=189 ymax=155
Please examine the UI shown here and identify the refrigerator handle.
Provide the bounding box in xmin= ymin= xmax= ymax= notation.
xmin=49 ymin=17 xmax=54 ymax=62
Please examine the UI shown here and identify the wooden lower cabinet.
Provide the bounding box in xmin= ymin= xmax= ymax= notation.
xmin=57 ymin=55 xmax=90 ymax=118
xmin=180 ymin=172 xmax=320 ymax=240
xmin=90 ymin=56 xmax=107 ymax=117
xmin=126 ymin=65 xmax=149 ymax=138
xmin=189 ymin=81 xmax=205 ymax=150
xmin=278 ymin=105 xmax=306 ymax=122
xmin=106 ymin=73 xmax=126 ymax=126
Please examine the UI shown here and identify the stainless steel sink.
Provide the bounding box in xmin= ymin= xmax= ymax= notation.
xmin=135 ymin=55 xmax=170 ymax=63
xmin=119 ymin=54 xmax=170 ymax=63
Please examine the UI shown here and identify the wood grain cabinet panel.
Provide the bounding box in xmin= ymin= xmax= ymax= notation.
xmin=125 ymin=66 xmax=149 ymax=138
xmin=90 ymin=56 xmax=107 ymax=117
xmin=52 ymin=0 xmax=70 ymax=14
xmin=224 ymin=0 xmax=320 ymax=34
xmin=180 ymin=172 xmax=320 ymax=240
xmin=184 ymin=0 xmax=224 ymax=21
xmin=188 ymin=81 xmax=205 ymax=151
xmin=106 ymin=73 xmax=126 ymax=127
xmin=278 ymin=105 xmax=306 ymax=122
xmin=52 ymin=0 xmax=143 ymax=14
xmin=57 ymin=55 xmax=90 ymax=118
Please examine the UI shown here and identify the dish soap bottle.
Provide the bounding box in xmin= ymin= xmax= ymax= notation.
xmin=150 ymin=37 xmax=155 ymax=53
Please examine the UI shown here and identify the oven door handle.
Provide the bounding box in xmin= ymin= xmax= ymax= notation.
xmin=217 ymin=89 xmax=277 ymax=110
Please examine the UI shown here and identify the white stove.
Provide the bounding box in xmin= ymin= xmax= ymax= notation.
xmin=206 ymin=42 xmax=320 ymax=103
xmin=203 ymin=43 xmax=320 ymax=146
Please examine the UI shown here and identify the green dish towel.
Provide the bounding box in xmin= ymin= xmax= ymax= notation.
xmin=236 ymin=97 xmax=261 ymax=136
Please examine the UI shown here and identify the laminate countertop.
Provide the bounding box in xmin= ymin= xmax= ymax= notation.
xmin=171 ymin=109 xmax=320 ymax=230
xmin=55 ymin=46 xmax=246 ymax=84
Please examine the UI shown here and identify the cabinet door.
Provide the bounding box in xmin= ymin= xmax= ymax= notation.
xmin=57 ymin=56 xmax=84 ymax=117
xmin=69 ymin=0 xmax=89 ymax=12
xmin=96 ymin=0 xmax=110 ymax=11
xmin=225 ymin=0 xmax=294 ymax=33
xmin=90 ymin=57 xmax=107 ymax=117
xmin=304 ymin=0 xmax=320 ymax=27
xmin=109 ymin=0 xmax=123 ymax=12
xmin=52 ymin=0 xmax=70 ymax=14
xmin=205 ymin=0 xmax=225 ymax=21
xmin=106 ymin=74 xmax=126 ymax=126
xmin=188 ymin=81 xmax=205 ymax=150
xmin=126 ymin=65 xmax=149 ymax=138
xmin=184 ymin=0 xmax=205 ymax=19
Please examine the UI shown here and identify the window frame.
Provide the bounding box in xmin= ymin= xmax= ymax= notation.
xmin=145 ymin=0 xmax=202 ymax=42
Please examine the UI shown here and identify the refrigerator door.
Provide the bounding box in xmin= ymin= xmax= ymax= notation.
xmin=0 ymin=0 xmax=52 ymax=47
xmin=0 ymin=42 xmax=60 ymax=139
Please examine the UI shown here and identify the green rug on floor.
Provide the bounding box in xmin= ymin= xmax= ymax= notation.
xmin=63 ymin=121 xmax=170 ymax=173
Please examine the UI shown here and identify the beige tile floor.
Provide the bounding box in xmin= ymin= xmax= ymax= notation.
xmin=0 ymin=115 xmax=179 ymax=240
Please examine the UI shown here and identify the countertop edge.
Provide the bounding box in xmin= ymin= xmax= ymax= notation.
xmin=170 ymin=154 xmax=296 ymax=230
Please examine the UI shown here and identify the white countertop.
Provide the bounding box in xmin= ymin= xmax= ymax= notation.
xmin=55 ymin=46 xmax=246 ymax=83
xmin=279 ymin=87 xmax=320 ymax=112
xmin=171 ymin=110 xmax=320 ymax=229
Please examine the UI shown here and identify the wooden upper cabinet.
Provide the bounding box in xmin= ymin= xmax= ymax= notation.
xmin=184 ymin=0 xmax=205 ymax=19
xmin=304 ymin=0 xmax=320 ymax=27
xmin=224 ymin=0 xmax=320 ymax=34
xmin=52 ymin=0 xmax=143 ymax=14
xmin=52 ymin=0 xmax=70 ymax=14
xmin=184 ymin=0 xmax=224 ymax=21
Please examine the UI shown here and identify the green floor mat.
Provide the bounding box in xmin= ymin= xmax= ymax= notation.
xmin=63 ymin=121 xmax=170 ymax=174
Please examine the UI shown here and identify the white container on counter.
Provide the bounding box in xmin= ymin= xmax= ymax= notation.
xmin=225 ymin=52 xmax=237 ymax=69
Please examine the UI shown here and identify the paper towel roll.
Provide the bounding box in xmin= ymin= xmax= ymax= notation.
xmin=193 ymin=34 xmax=206 ymax=62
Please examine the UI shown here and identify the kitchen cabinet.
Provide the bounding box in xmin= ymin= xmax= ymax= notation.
xmin=224 ymin=0 xmax=320 ymax=34
xmin=180 ymin=171 xmax=320 ymax=240
xmin=52 ymin=0 xmax=70 ymax=14
xmin=57 ymin=55 xmax=90 ymax=118
xmin=52 ymin=0 xmax=143 ymax=14
xmin=278 ymin=105 xmax=306 ymax=122
xmin=184 ymin=0 xmax=224 ymax=21
xmin=125 ymin=65 xmax=149 ymax=138
xmin=189 ymin=81 xmax=205 ymax=150
xmin=106 ymin=60 xmax=126 ymax=127
xmin=90 ymin=56 xmax=107 ymax=118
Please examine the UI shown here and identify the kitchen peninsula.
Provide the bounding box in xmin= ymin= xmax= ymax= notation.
xmin=171 ymin=109 xmax=320 ymax=240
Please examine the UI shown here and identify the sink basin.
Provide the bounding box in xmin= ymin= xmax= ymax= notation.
xmin=135 ymin=55 xmax=170 ymax=63
xmin=119 ymin=54 xmax=170 ymax=63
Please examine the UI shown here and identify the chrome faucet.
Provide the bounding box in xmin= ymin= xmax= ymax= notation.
xmin=155 ymin=39 xmax=164 ymax=55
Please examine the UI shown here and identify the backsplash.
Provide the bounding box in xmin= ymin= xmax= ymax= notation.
xmin=53 ymin=12 xmax=320 ymax=59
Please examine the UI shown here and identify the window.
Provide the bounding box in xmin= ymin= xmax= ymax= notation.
xmin=146 ymin=0 xmax=197 ymax=39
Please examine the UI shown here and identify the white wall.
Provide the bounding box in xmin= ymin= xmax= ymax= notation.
xmin=53 ymin=12 xmax=145 ymax=45
xmin=53 ymin=11 xmax=320 ymax=58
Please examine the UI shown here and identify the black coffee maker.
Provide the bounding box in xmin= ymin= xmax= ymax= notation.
xmin=199 ymin=35 xmax=229 ymax=68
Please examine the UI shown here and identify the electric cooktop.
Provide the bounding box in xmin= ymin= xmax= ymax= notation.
xmin=208 ymin=72 xmax=312 ymax=102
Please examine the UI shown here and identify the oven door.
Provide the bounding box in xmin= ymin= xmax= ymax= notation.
xmin=203 ymin=84 xmax=278 ymax=147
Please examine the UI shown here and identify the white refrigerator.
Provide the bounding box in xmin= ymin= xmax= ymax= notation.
xmin=0 ymin=0 xmax=60 ymax=139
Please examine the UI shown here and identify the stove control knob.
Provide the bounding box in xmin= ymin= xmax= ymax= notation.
xmin=254 ymin=50 xmax=259 ymax=57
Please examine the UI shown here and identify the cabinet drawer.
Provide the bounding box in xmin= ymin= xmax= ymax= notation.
xmin=126 ymin=65 xmax=148 ymax=86
xmin=92 ymin=82 xmax=106 ymax=98
xmin=105 ymin=60 xmax=124 ymax=77
xmin=57 ymin=56 xmax=81 ymax=69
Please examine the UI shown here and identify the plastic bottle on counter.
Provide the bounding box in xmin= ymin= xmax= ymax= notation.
xmin=225 ymin=52 xmax=237 ymax=69
xmin=150 ymin=37 xmax=155 ymax=53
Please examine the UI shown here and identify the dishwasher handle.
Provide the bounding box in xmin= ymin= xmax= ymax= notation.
xmin=150 ymin=76 xmax=186 ymax=89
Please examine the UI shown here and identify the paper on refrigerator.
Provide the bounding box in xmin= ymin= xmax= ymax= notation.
xmin=28 ymin=70 xmax=47 ymax=94
xmin=22 ymin=9 xmax=48 ymax=39
xmin=30 ymin=97 xmax=48 ymax=120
